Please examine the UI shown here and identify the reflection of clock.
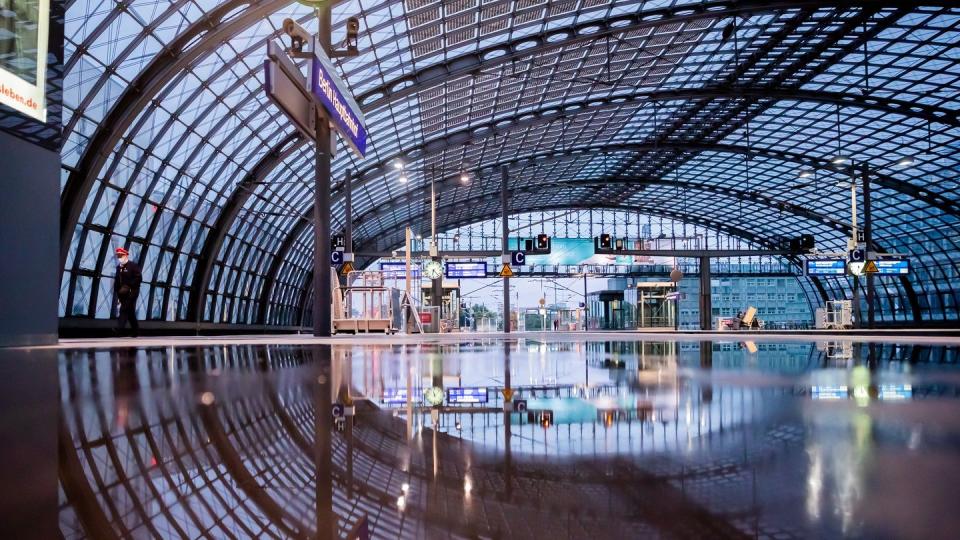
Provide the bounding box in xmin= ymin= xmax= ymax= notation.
xmin=424 ymin=386 xmax=445 ymax=406
xmin=424 ymin=260 xmax=444 ymax=279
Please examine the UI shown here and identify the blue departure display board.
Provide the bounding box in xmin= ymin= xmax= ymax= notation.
xmin=447 ymin=387 xmax=488 ymax=404
xmin=380 ymin=262 xmax=420 ymax=279
xmin=875 ymin=259 xmax=909 ymax=275
xmin=381 ymin=388 xmax=421 ymax=405
xmin=806 ymin=259 xmax=846 ymax=276
xmin=445 ymin=262 xmax=487 ymax=278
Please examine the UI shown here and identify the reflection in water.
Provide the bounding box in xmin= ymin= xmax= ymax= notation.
xmin=55 ymin=339 xmax=960 ymax=538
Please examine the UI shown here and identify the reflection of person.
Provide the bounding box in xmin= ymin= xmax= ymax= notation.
xmin=114 ymin=247 xmax=142 ymax=337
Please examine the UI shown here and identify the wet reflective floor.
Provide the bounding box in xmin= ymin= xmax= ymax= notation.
xmin=28 ymin=337 xmax=960 ymax=538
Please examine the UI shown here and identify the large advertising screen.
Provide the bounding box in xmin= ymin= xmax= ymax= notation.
xmin=1 ymin=0 xmax=50 ymax=121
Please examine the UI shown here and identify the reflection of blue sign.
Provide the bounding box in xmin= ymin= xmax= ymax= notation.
xmin=380 ymin=262 xmax=420 ymax=279
xmin=311 ymin=49 xmax=367 ymax=157
xmin=446 ymin=262 xmax=487 ymax=278
xmin=806 ymin=259 xmax=846 ymax=276
xmin=875 ymin=259 xmax=909 ymax=275
xmin=447 ymin=387 xmax=488 ymax=404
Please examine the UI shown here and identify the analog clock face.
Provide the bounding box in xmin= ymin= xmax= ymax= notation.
xmin=424 ymin=260 xmax=444 ymax=279
xmin=424 ymin=386 xmax=445 ymax=406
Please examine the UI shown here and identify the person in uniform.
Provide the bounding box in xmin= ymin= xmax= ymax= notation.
xmin=114 ymin=247 xmax=142 ymax=337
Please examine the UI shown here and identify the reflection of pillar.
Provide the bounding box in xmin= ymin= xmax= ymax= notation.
xmin=699 ymin=256 xmax=712 ymax=330
xmin=0 ymin=348 xmax=58 ymax=538
xmin=312 ymin=345 xmax=334 ymax=540
xmin=862 ymin=167 xmax=875 ymax=329
xmin=502 ymin=341 xmax=513 ymax=499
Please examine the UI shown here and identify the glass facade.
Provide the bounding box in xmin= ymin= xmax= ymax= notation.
xmin=54 ymin=2 xmax=960 ymax=326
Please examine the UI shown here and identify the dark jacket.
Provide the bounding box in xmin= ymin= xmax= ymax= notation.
xmin=115 ymin=260 xmax=142 ymax=300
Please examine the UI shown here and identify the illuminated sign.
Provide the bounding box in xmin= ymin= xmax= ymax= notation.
xmin=381 ymin=388 xmax=421 ymax=405
xmin=445 ymin=262 xmax=487 ymax=278
xmin=380 ymin=262 xmax=420 ymax=279
xmin=875 ymin=259 xmax=909 ymax=275
xmin=805 ymin=259 xmax=846 ymax=276
xmin=0 ymin=0 xmax=50 ymax=121
xmin=447 ymin=387 xmax=488 ymax=404
xmin=310 ymin=44 xmax=367 ymax=157
xmin=811 ymin=385 xmax=848 ymax=399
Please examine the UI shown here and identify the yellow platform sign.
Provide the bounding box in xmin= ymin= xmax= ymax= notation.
xmin=499 ymin=263 xmax=514 ymax=277
xmin=340 ymin=261 xmax=354 ymax=276
xmin=501 ymin=388 xmax=514 ymax=401
xmin=863 ymin=260 xmax=879 ymax=274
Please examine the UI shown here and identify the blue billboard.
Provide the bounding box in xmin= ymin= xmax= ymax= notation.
xmin=806 ymin=259 xmax=846 ymax=276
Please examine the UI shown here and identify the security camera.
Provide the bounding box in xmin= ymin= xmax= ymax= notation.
xmin=343 ymin=16 xmax=360 ymax=54
xmin=282 ymin=18 xmax=312 ymax=54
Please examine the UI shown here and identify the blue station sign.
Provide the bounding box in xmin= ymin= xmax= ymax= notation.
xmin=311 ymin=45 xmax=367 ymax=157
xmin=445 ymin=262 xmax=487 ymax=278
xmin=875 ymin=259 xmax=909 ymax=275
xmin=447 ymin=387 xmax=488 ymax=404
xmin=805 ymin=259 xmax=846 ymax=276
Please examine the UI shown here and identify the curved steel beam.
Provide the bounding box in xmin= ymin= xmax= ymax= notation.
xmin=356 ymin=0 xmax=957 ymax=121
xmin=59 ymin=0 xmax=289 ymax=268
xmin=188 ymin=132 xmax=304 ymax=322
xmin=198 ymin=402 xmax=310 ymax=538
xmin=257 ymin=218 xmax=311 ymax=325
xmin=357 ymin=177 xmax=849 ymax=243
xmin=347 ymin=140 xmax=951 ymax=238
xmin=344 ymin=95 xmax=958 ymax=217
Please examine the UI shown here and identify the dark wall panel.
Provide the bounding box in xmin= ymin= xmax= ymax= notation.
xmin=0 ymin=129 xmax=59 ymax=346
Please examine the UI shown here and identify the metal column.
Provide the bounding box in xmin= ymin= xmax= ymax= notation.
xmin=699 ymin=256 xmax=712 ymax=330
xmin=344 ymin=169 xmax=352 ymax=257
xmin=313 ymin=7 xmax=333 ymax=337
xmin=863 ymin=166 xmax=875 ymax=328
xmin=501 ymin=166 xmax=510 ymax=333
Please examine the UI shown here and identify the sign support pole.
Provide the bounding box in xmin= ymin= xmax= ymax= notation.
xmin=313 ymin=7 xmax=333 ymax=338
xmin=699 ymin=256 xmax=712 ymax=330
xmin=501 ymin=166 xmax=511 ymax=333
xmin=862 ymin=166 xmax=874 ymax=329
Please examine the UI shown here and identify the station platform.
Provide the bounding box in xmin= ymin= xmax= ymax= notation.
xmin=38 ymin=328 xmax=960 ymax=350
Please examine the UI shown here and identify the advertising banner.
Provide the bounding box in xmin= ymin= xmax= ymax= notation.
xmin=0 ymin=0 xmax=50 ymax=121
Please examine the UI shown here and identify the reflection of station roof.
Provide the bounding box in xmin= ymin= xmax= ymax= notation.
xmin=57 ymin=2 xmax=960 ymax=327
xmin=58 ymin=346 xmax=810 ymax=537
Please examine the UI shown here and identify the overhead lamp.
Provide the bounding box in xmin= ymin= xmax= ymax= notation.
xmin=829 ymin=155 xmax=849 ymax=166
xmin=394 ymin=159 xmax=405 ymax=170
xmin=896 ymin=155 xmax=916 ymax=167
xmin=798 ymin=169 xmax=814 ymax=179
xmin=460 ymin=171 xmax=469 ymax=183
xmin=399 ymin=173 xmax=408 ymax=183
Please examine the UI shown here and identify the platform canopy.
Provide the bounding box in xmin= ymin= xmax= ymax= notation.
xmin=58 ymin=0 xmax=960 ymax=327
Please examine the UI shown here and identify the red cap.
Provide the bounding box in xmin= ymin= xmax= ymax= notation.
xmin=115 ymin=247 xmax=129 ymax=256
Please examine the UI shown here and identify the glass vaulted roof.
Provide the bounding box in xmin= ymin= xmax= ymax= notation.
xmin=59 ymin=0 xmax=960 ymax=326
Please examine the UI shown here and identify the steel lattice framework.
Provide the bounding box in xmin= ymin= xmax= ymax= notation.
xmin=58 ymin=0 xmax=960 ymax=327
